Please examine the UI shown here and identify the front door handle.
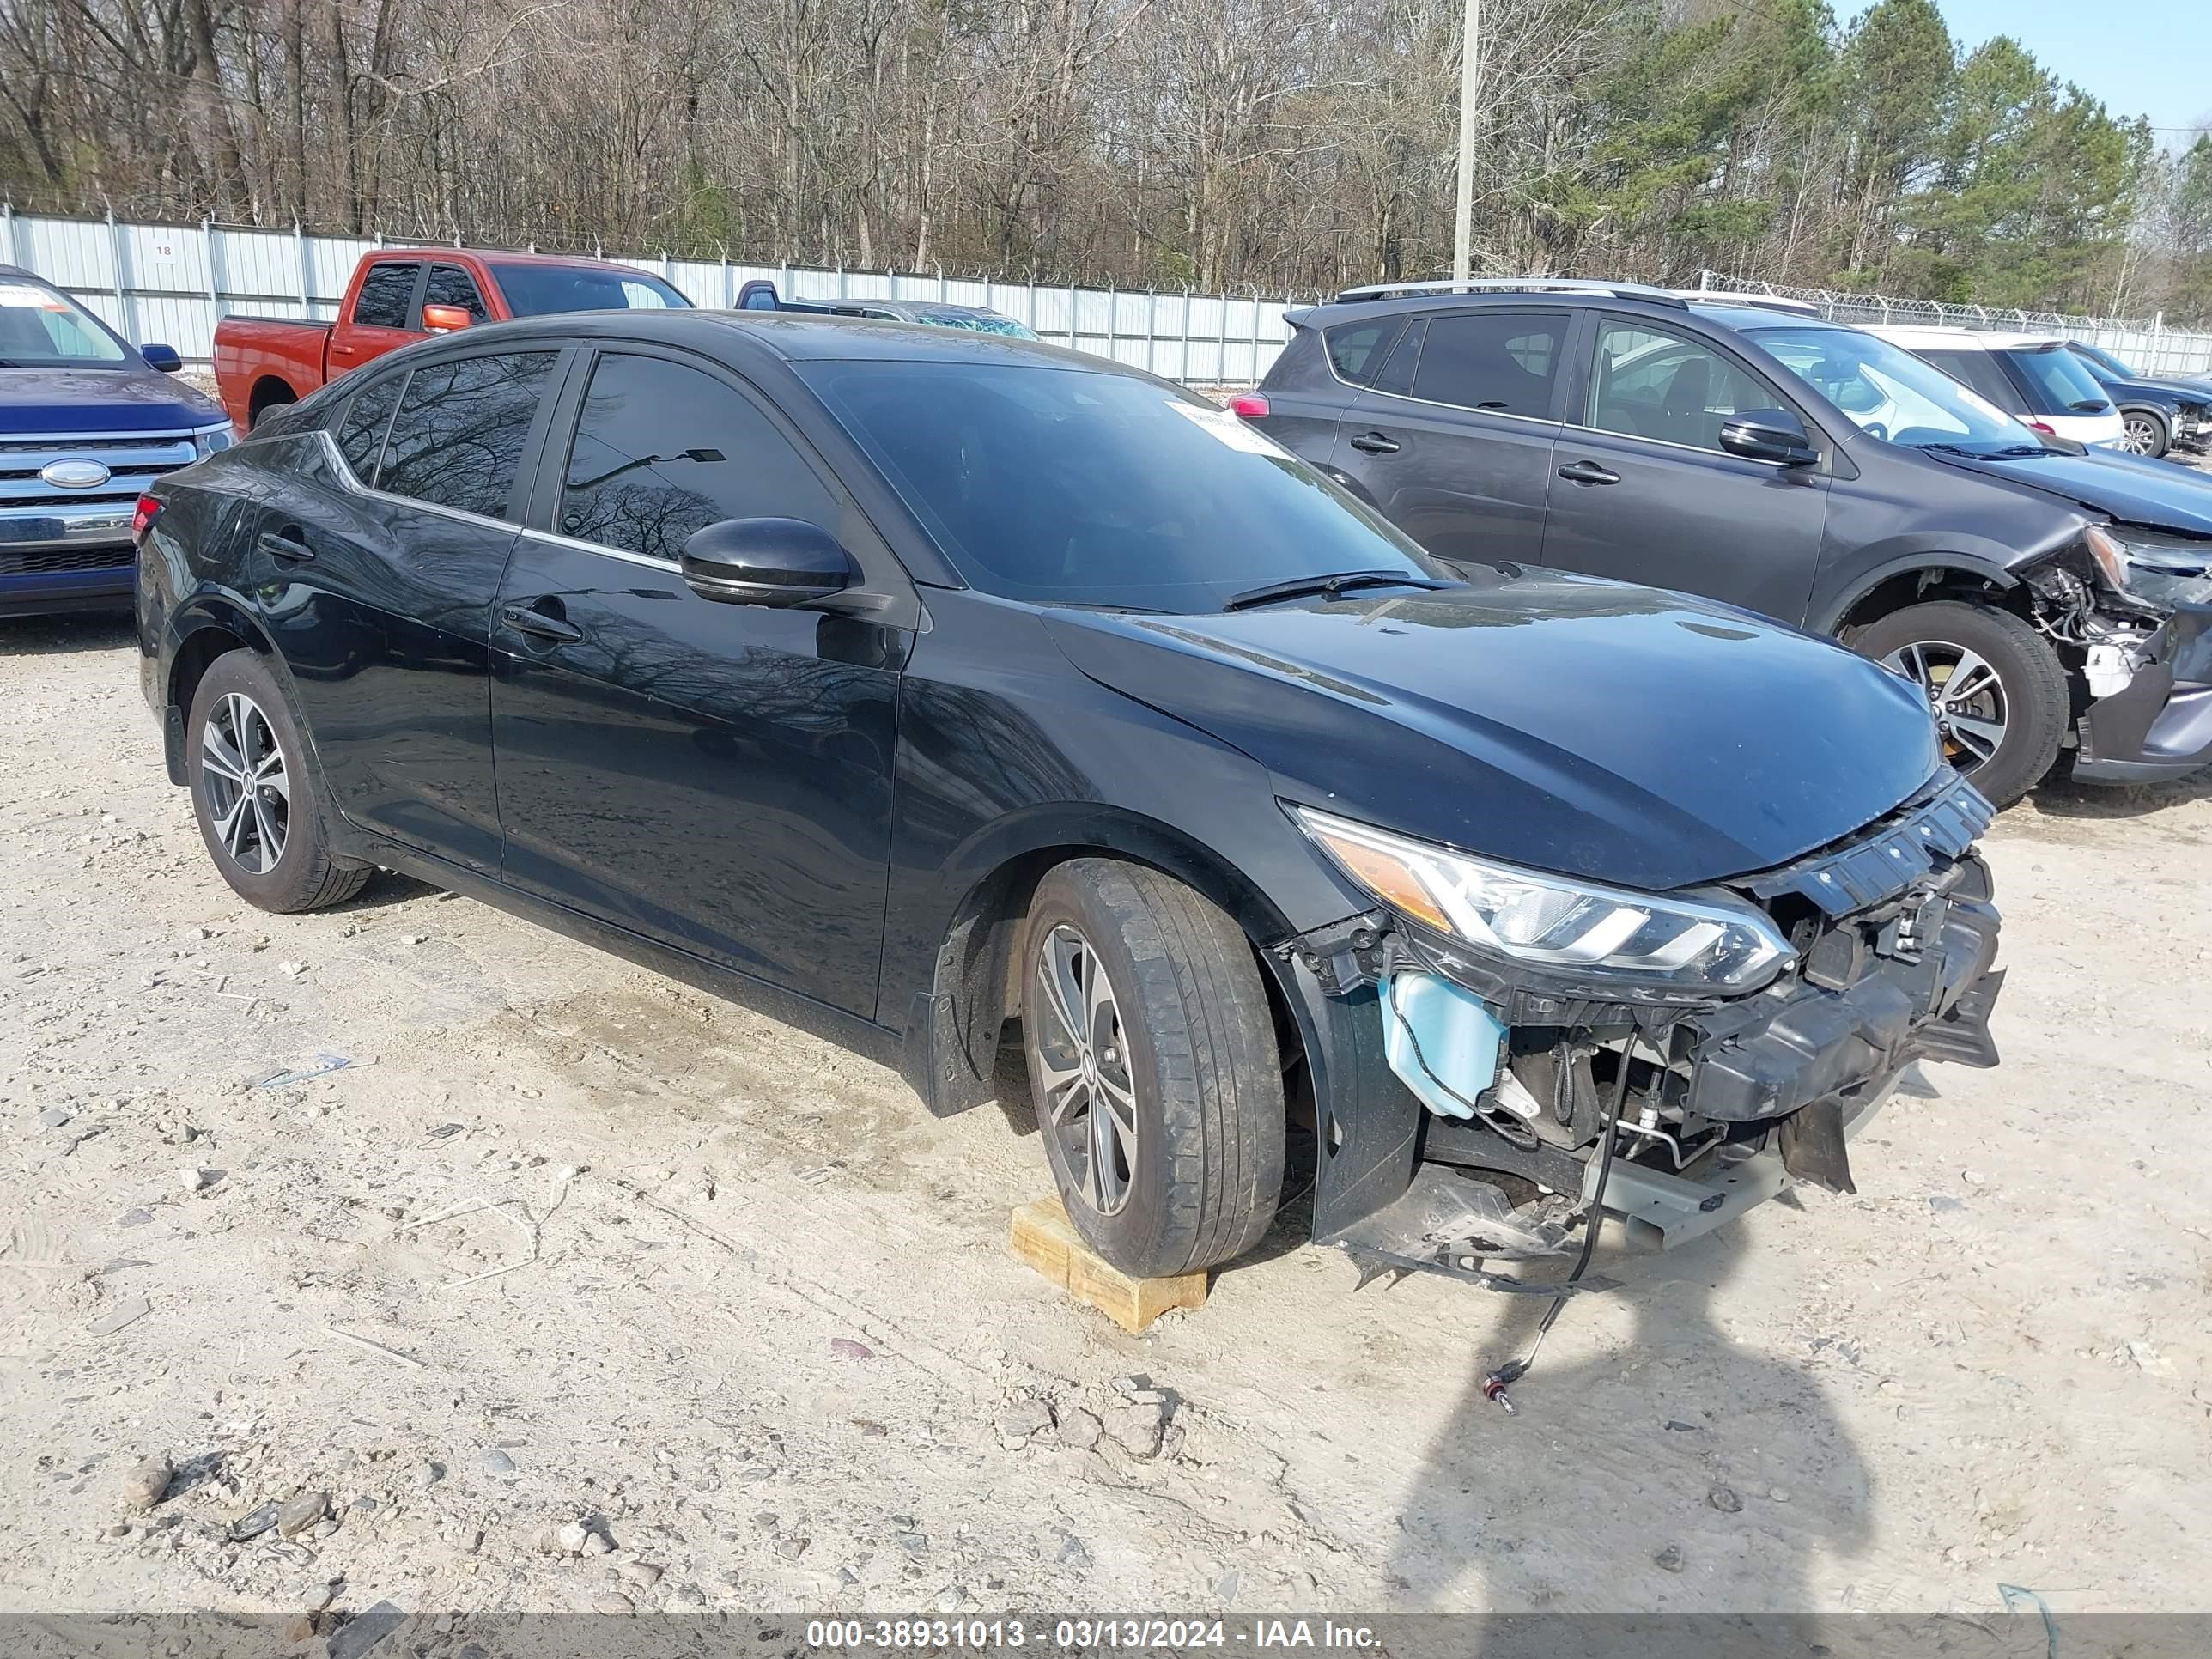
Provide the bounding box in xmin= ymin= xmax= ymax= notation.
xmin=257 ymin=528 xmax=315 ymax=562
xmin=1557 ymin=459 xmax=1621 ymax=485
xmin=501 ymin=602 xmax=584 ymax=643
xmin=1347 ymin=430 xmax=1401 ymax=454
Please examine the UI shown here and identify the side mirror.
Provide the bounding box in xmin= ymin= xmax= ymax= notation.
xmin=1718 ymin=408 xmax=1820 ymax=466
xmin=142 ymin=343 xmax=183 ymax=374
xmin=680 ymin=518 xmax=856 ymax=608
xmin=421 ymin=303 xmax=473 ymax=333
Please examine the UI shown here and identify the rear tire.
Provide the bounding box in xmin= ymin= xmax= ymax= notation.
xmin=249 ymin=390 xmax=297 ymax=431
xmin=1852 ymin=600 xmax=2069 ymax=807
xmin=1021 ymin=860 xmax=1285 ymax=1278
xmin=2120 ymin=409 xmax=2170 ymax=459
xmin=186 ymin=649 xmax=369 ymax=913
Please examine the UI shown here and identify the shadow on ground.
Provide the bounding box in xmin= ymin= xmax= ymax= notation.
xmin=1383 ymin=1223 xmax=1872 ymax=1610
xmin=0 ymin=611 xmax=136 ymax=655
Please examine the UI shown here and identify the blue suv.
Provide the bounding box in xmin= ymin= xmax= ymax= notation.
xmin=1 ymin=265 xmax=234 ymax=618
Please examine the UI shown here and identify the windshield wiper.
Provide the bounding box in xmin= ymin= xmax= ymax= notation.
xmin=1917 ymin=441 xmax=2051 ymax=461
xmin=1223 ymin=568 xmax=1449 ymax=611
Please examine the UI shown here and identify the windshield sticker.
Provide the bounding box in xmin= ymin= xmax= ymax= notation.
xmin=0 ymin=282 xmax=70 ymax=311
xmin=1167 ymin=398 xmax=1291 ymax=458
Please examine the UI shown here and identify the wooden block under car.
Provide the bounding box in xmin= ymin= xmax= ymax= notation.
xmin=1008 ymin=1197 xmax=1208 ymax=1334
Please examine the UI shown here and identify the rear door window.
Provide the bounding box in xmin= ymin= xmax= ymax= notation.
xmin=334 ymin=374 xmax=404 ymax=483
xmin=556 ymin=353 xmax=839 ymax=562
xmin=1369 ymin=319 xmax=1425 ymax=396
xmin=1409 ymin=311 xmax=1569 ymax=417
xmin=423 ymin=264 xmax=490 ymax=324
xmin=377 ymin=350 xmax=559 ymax=520
xmin=351 ymin=263 xmax=421 ymax=331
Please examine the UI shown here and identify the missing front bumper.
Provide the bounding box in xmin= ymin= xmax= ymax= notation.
xmin=2075 ymin=600 xmax=2212 ymax=784
xmin=1287 ymin=795 xmax=2005 ymax=1270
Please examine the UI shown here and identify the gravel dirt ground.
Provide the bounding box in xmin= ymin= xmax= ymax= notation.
xmin=2 ymin=613 xmax=2209 ymax=1630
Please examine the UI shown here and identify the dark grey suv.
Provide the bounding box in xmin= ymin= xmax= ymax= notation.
xmin=1245 ymin=279 xmax=2212 ymax=805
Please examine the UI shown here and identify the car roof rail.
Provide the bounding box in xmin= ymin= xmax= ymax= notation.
xmin=1333 ymin=276 xmax=1689 ymax=307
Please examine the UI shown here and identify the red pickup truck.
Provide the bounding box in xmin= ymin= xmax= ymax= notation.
xmin=212 ymin=248 xmax=690 ymax=432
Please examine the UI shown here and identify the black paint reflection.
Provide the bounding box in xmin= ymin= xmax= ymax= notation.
xmin=559 ymin=355 xmax=838 ymax=561
xmin=491 ymin=536 xmax=898 ymax=1018
xmin=380 ymin=351 xmax=556 ymax=520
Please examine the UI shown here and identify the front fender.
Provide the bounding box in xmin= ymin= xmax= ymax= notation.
xmin=1810 ymin=546 xmax=2025 ymax=636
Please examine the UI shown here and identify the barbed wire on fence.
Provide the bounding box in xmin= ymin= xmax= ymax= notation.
xmin=1697 ymin=270 xmax=2212 ymax=379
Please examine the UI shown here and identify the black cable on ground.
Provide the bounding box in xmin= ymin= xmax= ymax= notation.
xmin=1480 ymin=1028 xmax=1640 ymax=1413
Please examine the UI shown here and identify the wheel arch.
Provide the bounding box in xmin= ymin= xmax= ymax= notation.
xmin=897 ymin=805 xmax=1305 ymax=1119
xmin=248 ymin=376 xmax=301 ymax=423
xmin=1820 ymin=556 xmax=2027 ymax=641
xmin=162 ymin=599 xmax=283 ymax=783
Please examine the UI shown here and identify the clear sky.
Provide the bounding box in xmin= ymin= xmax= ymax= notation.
xmin=1912 ymin=0 xmax=2211 ymax=143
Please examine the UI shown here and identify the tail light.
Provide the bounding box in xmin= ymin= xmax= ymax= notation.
xmin=2027 ymin=421 xmax=2057 ymax=436
xmin=1228 ymin=392 xmax=1270 ymax=420
xmin=132 ymin=495 xmax=163 ymax=538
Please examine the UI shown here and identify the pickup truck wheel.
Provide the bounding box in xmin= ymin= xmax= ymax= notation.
xmin=1021 ymin=860 xmax=1285 ymax=1279
xmin=2119 ymin=409 xmax=2169 ymax=459
xmin=1853 ymin=601 xmax=2068 ymax=806
xmin=249 ymin=391 xmax=297 ymax=431
xmin=186 ymin=650 xmax=370 ymax=913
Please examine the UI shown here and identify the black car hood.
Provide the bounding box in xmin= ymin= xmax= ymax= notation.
xmin=1044 ymin=571 xmax=1942 ymax=892
xmin=1923 ymin=445 xmax=2212 ymax=536
xmin=0 ymin=363 xmax=222 ymax=432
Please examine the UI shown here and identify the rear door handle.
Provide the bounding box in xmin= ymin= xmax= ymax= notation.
xmin=1557 ymin=459 xmax=1621 ymax=485
xmin=1347 ymin=430 xmax=1401 ymax=454
xmin=501 ymin=602 xmax=584 ymax=643
xmin=257 ymin=529 xmax=315 ymax=562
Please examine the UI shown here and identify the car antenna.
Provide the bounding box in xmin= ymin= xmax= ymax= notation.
xmin=1480 ymin=1018 xmax=1651 ymax=1414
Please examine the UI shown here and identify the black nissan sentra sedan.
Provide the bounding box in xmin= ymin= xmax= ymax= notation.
xmin=135 ymin=311 xmax=2004 ymax=1283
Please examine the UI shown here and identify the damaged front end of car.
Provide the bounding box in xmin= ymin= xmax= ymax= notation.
xmin=2026 ymin=526 xmax=2212 ymax=785
xmin=1271 ymin=769 xmax=2004 ymax=1283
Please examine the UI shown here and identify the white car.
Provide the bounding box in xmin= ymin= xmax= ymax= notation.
xmin=1865 ymin=325 xmax=2126 ymax=449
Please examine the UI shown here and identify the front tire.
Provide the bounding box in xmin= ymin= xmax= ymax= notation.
xmin=1852 ymin=600 xmax=2069 ymax=807
xmin=1021 ymin=860 xmax=1285 ymax=1278
xmin=186 ymin=650 xmax=369 ymax=912
xmin=2120 ymin=409 xmax=2170 ymax=459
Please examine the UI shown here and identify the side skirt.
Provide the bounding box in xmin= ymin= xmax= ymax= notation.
xmin=339 ymin=828 xmax=907 ymax=1077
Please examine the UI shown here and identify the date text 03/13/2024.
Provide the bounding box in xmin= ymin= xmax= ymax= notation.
xmin=802 ymin=1619 xmax=1382 ymax=1650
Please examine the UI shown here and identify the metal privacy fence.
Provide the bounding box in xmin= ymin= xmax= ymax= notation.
xmin=0 ymin=207 xmax=1296 ymax=385
xmin=1698 ymin=270 xmax=2212 ymax=379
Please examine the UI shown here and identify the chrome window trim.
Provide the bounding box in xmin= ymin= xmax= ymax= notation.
xmin=311 ymin=427 xmax=527 ymax=536
xmin=1352 ymin=384 xmax=1565 ymax=430
xmin=515 ymin=525 xmax=676 ymax=572
xmin=1557 ymin=422 xmax=1794 ymax=468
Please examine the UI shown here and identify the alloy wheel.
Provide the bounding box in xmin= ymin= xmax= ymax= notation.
xmin=1032 ymin=922 xmax=1138 ymax=1218
xmin=2121 ymin=415 xmax=2160 ymax=456
xmin=200 ymin=691 xmax=290 ymax=873
xmin=1882 ymin=640 xmax=2008 ymax=775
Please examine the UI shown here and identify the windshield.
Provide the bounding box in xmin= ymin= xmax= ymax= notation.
xmin=2005 ymin=343 xmax=2111 ymax=415
xmin=488 ymin=263 xmax=690 ymax=317
xmin=806 ymin=361 xmax=1444 ymax=611
xmin=0 ymin=277 xmax=131 ymax=366
xmin=1751 ymin=325 xmax=2038 ymax=454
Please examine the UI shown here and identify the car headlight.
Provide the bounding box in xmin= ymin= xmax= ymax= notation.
xmin=1292 ymin=805 xmax=1795 ymax=994
xmin=191 ymin=422 xmax=237 ymax=459
xmin=2087 ymin=524 xmax=2212 ymax=611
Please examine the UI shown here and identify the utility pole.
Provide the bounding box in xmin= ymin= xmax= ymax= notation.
xmin=1452 ymin=0 xmax=1480 ymax=282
